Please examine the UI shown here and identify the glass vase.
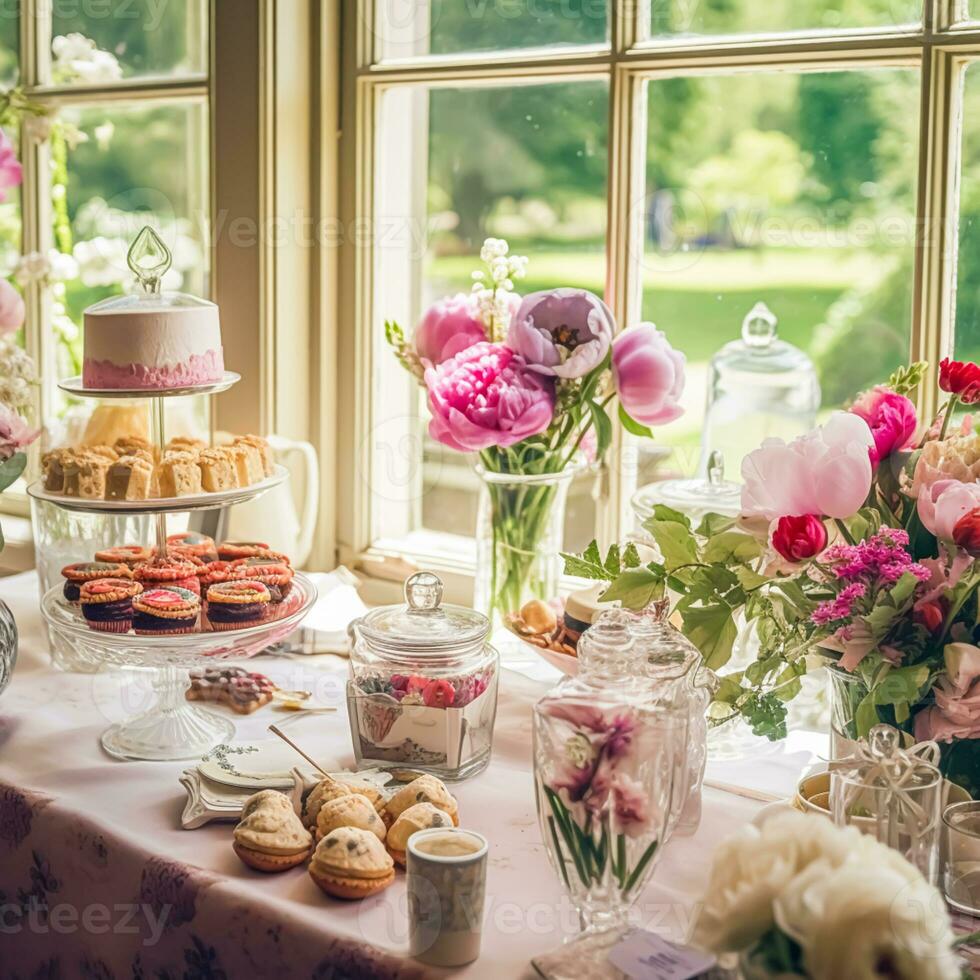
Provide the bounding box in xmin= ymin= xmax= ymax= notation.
xmin=0 ymin=598 xmax=16 ymax=698
xmin=473 ymin=462 xmax=580 ymax=624
xmin=827 ymin=663 xmax=869 ymax=757
xmin=532 ymin=611 xmax=687 ymax=939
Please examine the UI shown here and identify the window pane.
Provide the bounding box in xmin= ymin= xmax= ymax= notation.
xmin=0 ymin=3 xmax=17 ymax=86
xmin=377 ymin=0 xmax=607 ymax=59
xmin=642 ymin=69 xmax=918 ymax=487
xmin=49 ymin=100 xmax=208 ymax=435
xmin=52 ymin=0 xmax=206 ymax=83
xmin=651 ymin=0 xmax=920 ymax=37
xmin=955 ymin=63 xmax=980 ymax=363
xmin=373 ymin=81 xmax=608 ymax=558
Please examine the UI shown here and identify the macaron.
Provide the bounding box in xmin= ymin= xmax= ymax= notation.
xmin=132 ymin=587 xmax=200 ymax=635
xmin=79 ymin=578 xmax=143 ymax=633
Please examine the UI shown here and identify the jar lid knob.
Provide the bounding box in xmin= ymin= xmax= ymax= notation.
xmin=404 ymin=571 xmax=443 ymax=614
xmin=128 ymin=225 xmax=172 ymax=296
xmin=741 ymin=301 xmax=778 ymax=349
xmin=707 ymin=450 xmax=725 ymax=486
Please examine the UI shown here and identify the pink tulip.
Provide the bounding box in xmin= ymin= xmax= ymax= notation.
xmin=916 ymin=479 xmax=980 ymax=541
xmin=508 ymin=288 xmax=615 ymax=379
xmin=0 ymin=402 xmax=38 ymax=460
xmin=770 ymin=514 xmax=828 ymax=563
xmin=611 ymin=323 xmax=686 ymax=427
xmin=849 ymin=385 xmax=917 ymax=465
xmin=413 ymin=293 xmax=487 ymax=367
xmin=914 ymin=643 xmax=980 ymax=743
xmin=0 ymin=279 xmax=25 ymax=335
xmin=741 ymin=412 xmax=875 ymax=521
xmin=424 ymin=341 xmax=555 ymax=452
xmin=0 ymin=129 xmax=21 ymax=203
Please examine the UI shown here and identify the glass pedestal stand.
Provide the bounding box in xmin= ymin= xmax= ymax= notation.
xmin=32 ymin=371 xmax=315 ymax=761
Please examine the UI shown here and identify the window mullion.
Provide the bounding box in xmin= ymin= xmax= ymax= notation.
xmin=913 ymin=45 xmax=960 ymax=419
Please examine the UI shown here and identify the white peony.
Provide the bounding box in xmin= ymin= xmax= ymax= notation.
xmin=52 ymin=33 xmax=122 ymax=84
xmin=776 ymin=858 xmax=960 ymax=980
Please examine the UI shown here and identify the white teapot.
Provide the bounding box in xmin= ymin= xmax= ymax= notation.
xmin=219 ymin=433 xmax=319 ymax=567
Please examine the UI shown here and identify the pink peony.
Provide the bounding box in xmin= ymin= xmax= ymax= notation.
xmin=849 ymin=385 xmax=917 ymax=465
xmin=916 ymin=479 xmax=980 ymax=541
xmin=0 ymin=402 xmax=37 ymax=460
xmin=0 ymin=279 xmax=24 ymax=335
xmin=611 ymin=323 xmax=686 ymax=427
xmin=0 ymin=129 xmax=21 ymax=203
xmin=914 ymin=643 xmax=980 ymax=743
xmin=424 ymin=341 xmax=555 ymax=452
xmin=414 ymin=293 xmax=487 ymax=367
xmin=770 ymin=514 xmax=827 ymax=563
xmin=507 ymin=288 xmax=614 ymax=379
xmin=741 ymin=412 xmax=875 ymax=521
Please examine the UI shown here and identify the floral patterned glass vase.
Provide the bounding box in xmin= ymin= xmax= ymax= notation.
xmin=532 ymin=610 xmax=687 ymax=937
xmin=473 ymin=461 xmax=583 ymax=625
xmin=0 ymin=598 xmax=16 ymax=698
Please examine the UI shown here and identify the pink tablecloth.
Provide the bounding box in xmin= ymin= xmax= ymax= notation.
xmin=0 ymin=571 xmax=819 ymax=978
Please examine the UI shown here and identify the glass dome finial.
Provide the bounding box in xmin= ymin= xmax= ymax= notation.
xmin=127 ymin=225 xmax=172 ymax=295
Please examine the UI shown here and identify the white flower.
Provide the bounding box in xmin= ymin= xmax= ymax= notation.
xmin=565 ymin=733 xmax=594 ymax=767
xmin=73 ymin=237 xmax=128 ymax=287
xmin=48 ymin=249 xmax=78 ymax=282
xmin=13 ymin=251 xmax=50 ymax=286
xmin=93 ymin=121 xmax=114 ymax=150
xmin=479 ymin=237 xmax=509 ymax=263
xmin=775 ymin=858 xmax=960 ymax=980
xmin=52 ymin=33 xmax=122 ymax=84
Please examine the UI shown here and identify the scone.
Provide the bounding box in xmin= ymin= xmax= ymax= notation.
xmin=315 ymin=793 xmax=387 ymax=843
xmin=233 ymin=789 xmax=313 ymax=872
xmin=383 ymin=775 xmax=459 ymax=828
xmin=386 ymin=802 xmax=455 ymax=866
xmin=303 ymin=775 xmax=355 ymax=829
xmin=308 ymin=827 xmax=394 ymax=900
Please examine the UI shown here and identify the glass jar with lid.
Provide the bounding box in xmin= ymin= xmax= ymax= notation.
xmin=700 ymin=301 xmax=820 ymax=482
xmin=346 ymin=572 xmax=499 ymax=781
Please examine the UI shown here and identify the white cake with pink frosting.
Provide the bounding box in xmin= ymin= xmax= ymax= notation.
xmin=82 ymin=293 xmax=224 ymax=391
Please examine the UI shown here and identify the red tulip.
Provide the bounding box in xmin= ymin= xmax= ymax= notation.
xmin=771 ymin=514 xmax=828 ymax=563
xmin=953 ymin=507 xmax=980 ymax=556
xmin=914 ymin=600 xmax=945 ymax=634
xmin=939 ymin=358 xmax=980 ymax=405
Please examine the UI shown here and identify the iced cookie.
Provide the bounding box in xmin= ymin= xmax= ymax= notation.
xmin=233 ymin=790 xmax=312 ymax=873
xmin=315 ymin=794 xmax=387 ymax=843
xmin=383 ymin=774 xmax=458 ymax=828
xmin=308 ymin=827 xmax=394 ymax=900
xmin=385 ymin=802 xmax=456 ymax=866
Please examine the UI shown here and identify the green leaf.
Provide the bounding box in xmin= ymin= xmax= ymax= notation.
xmin=647 ymin=504 xmax=691 ymax=529
xmin=600 ymin=567 xmax=665 ymax=609
xmin=622 ymin=542 xmax=641 ymax=569
xmin=587 ymin=401 xmax=613 ymax=458
xmin=695 ymin=512 xmax=737 ymax=537
xmin=561 ymin=541 xmax=607 ymax=580
xmin=702 ymin=530 xmax=763 ymax=566
xmin=740 ymin=692 xmax=788 ymax=740
xmin=643 ymin=505 xmax=699 ymax=572
xmin=617 ymin=403 xmax=654 ymax=439
xmin=0 ymin=453 xmax=26 ymax=495
xmin=603 ymin=543 xmax=623 ymax=578
xmin=855 ymin=692 xmax=881 ymax=737
xmin=680 ymin=601 xmax=738 ymax=670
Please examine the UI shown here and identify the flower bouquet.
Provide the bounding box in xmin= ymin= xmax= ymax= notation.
xmin=385 ymin=238 xmax=685 ymax=621
xmin=692 ymin=810 xmax=971 ymax=980
xmin=568 ymin=360 xmax=980 ymax=794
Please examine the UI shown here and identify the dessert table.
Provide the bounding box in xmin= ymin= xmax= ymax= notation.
xmin=0 ymin=569 xmax=828 ymax=978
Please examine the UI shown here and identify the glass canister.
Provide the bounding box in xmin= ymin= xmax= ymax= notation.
xmin=700 ymin=302 xmax=820 ymax=483
xmin=532 ymin=610 xmax=688 ymax=938
xmin=346 ymin=572 xmax=498 ymax=781
xmin=625 ymin=601 xmax=714 ymax=838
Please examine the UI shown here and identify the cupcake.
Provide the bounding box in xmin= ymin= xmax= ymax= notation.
xmin=233 ymin=790 xmax=313 ymax=873
xmin=79 ymin=578 xmax=142 ymax=633
xmin=62 ymin=561 xmax=131 ymax=604
xmin=382 ymin=775 xmax=458 ymax=828
xmin=93 ymin=545 xmax=153 ymax=569
xmin=308 ymin=827 xmax=394 ymax=900
xmin=205 ymin=580 xmax=271 ymax=631
xmin=217 ymin=541 xmax=273 ymax=562
xmin=229 ymin=557 xmax=294 ymax=602
xmin=386 ymin=803 xmax=455 ymax=866
xmin=315 ymin=794 xmax=387 ymax=843
xmin=134 ymin=557 xmax=201 ymax=596
xmin=132 ymin=587 xmax=200 ymax=635
xmin=167 ymin=531 xmax=218 ymax=562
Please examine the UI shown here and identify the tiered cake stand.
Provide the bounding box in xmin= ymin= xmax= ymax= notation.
xmin=29 ymin=374 xmax=317 ymax=761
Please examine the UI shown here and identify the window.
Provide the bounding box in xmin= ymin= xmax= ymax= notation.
xmin=1 ymin=1 xmax=209 ymax=494
xmin=339 ymin=2 xmax=980 ymax=597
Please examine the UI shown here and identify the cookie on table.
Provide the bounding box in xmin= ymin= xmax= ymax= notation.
xmin=315 ymin=794 xmax=387 ymax=843
xmin=308 ymin=827 xmax=394 ymax=900
xmin=186 ymin=666 xmax=276 ymax=713
xmin=61 ymin=561 xmax=131 ymax=604
xmin=382 ymin=774 xmax=459 ymax=828
xmin=233 ymin=790 xmax=312 ymax=873
xmin=386 ymin=803 xmax=455 ymax=867
xmin=79 ymin=578 xmax=143 ymax=633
